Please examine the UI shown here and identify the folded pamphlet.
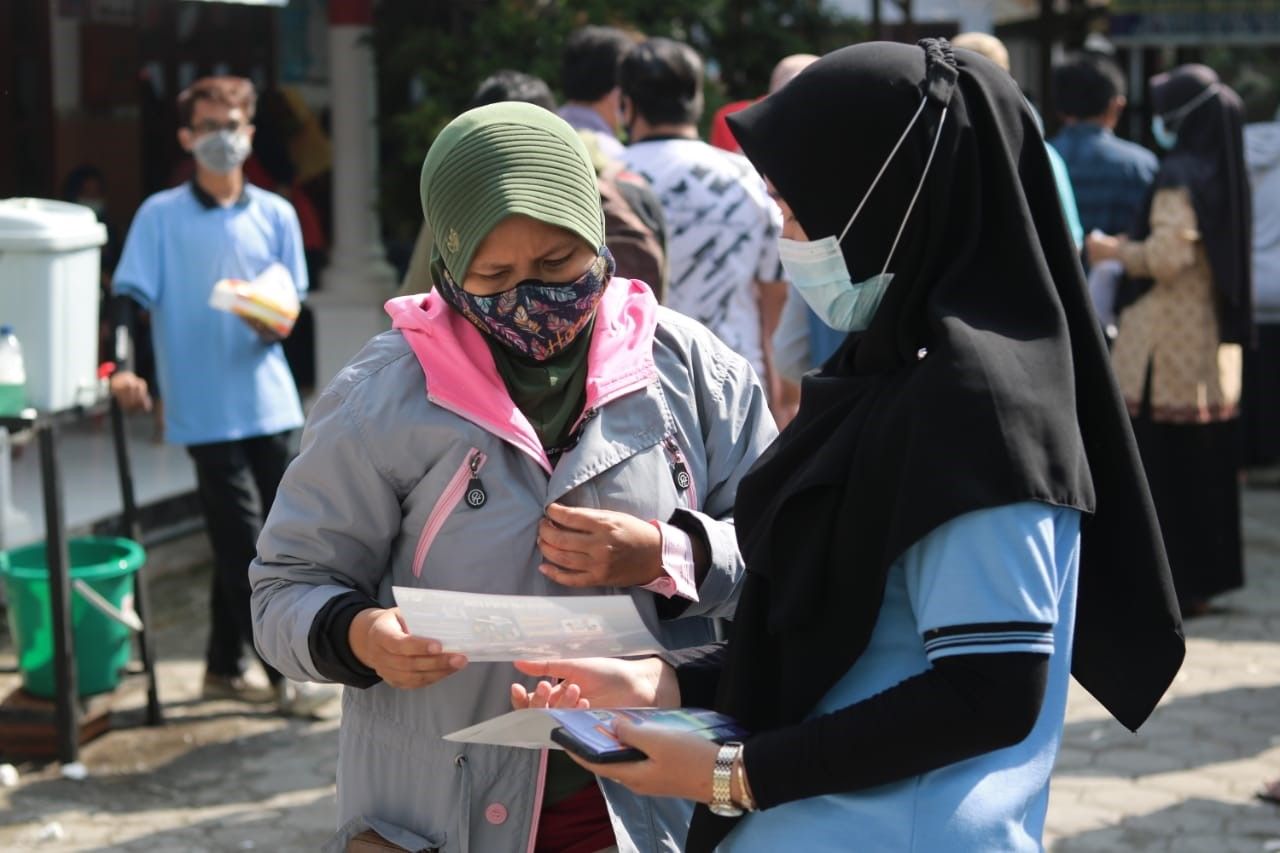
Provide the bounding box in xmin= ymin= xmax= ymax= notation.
xmin=444 ymin=707 xmax=746 ymax=753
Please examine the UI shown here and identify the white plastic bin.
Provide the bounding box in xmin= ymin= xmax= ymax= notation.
xmin=0 ymin=199 xmax=107 ymax=411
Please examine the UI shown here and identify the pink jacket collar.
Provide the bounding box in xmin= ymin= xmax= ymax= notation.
xmin=386 ymin=278 xmax=660 ymax=472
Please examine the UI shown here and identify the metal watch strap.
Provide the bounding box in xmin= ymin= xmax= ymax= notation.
xmin=709 ymin=742 xmax=745 ymax=817
xmin=733 ymin=751 xmax=757 ymax=812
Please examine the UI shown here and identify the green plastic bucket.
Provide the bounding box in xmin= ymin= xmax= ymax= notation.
xmin=1 ymin=536 xmax=144 ymax=698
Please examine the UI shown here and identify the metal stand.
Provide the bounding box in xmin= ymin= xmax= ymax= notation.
xmin=2 ymin=401 xmax=164 ymax=764
xmin=108 ymin=399 xmax=161 ymax=725
xmin=35 ymin=420 xmax=78 ymax=762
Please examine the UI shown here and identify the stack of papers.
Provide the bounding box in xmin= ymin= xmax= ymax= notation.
xmin=209 ymin=262 xmax=301 ymax=335
xmin=392 ymin=587 xmax=662 ymax=662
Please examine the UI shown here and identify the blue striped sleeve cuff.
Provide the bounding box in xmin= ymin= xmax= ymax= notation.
xmin=922 ymin=621 xmax=1054 ymax=660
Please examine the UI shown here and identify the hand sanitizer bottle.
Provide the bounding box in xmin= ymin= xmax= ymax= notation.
xmin=0 ymin=326 xmax=28 ymax=416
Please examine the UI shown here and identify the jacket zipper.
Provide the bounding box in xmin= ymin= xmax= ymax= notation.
xmin=425 ymin=366 xmax=654 ymax=478
xmin=524 ymin=749 xmax=549 ymax=853
xmin=570 ymin=405 xmax=599 ymax=437
xmin=545 ymin=407 xmax=600 ymax=460
xmin=455 ymin=754 xmax=473 ymax=853
xmin=427 ymin=392 xmax=552 ymax=473
xmin=663 ymin=434 xmax=698 ymax=511
xmin=412 ymin=448 xmax=488 ymax=578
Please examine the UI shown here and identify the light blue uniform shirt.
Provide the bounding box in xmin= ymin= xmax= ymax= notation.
xmin=1046 ymin=143 xmax=1085 ymax=250
xmin=722 ymin=502 xmax=1081 ymax=853
xmin=114 ymin=183 xmax=307 ymax=446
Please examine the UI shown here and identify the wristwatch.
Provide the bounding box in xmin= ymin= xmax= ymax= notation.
xmin=709 ymin=742 xmax=745 ymax=817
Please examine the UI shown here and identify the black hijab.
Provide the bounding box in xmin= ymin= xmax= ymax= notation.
xmin=1134 ymin=64 xmax=1252 ymax=344
xmin=720 ymin=41 xmax=1183 ymax=740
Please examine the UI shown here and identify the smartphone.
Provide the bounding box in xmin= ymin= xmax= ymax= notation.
xmin=551 ymin=725 xmax=647 ymax=763
xmin=547 ymin=708 xmax=748 ymax=764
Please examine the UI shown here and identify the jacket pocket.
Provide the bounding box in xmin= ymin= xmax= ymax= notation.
xmin=662 ymin=434 xmax=698 ymax=511
xmin=412 ymin=448 xmax=488 ymax=578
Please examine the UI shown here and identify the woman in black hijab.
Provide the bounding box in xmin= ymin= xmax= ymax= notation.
xmin=513 ymin=40 xmax=1183 ymax=851
xmin=1088 ymin=65 xmax=1252 ymax=616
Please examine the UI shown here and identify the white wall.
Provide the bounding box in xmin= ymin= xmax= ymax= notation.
xmin=49 ymin=5 xmax=81 ymax=117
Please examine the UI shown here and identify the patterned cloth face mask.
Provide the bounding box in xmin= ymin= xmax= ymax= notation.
xmin=436 ymin=246 xmax=616 ymax=361
xmin=777 ymin=96 xmax=948 ymax=332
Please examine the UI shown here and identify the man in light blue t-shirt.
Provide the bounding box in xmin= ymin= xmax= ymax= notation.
xmin=110 ymin=76 xmax=332 ymax=716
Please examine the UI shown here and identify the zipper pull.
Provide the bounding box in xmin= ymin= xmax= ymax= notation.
xmin=665 ymin=437 xmax=691 ymax=493
xmin=573 ymin=407 xmax=599 ymax=440
xmin=465 ymin=451 xmax=487 ymax=509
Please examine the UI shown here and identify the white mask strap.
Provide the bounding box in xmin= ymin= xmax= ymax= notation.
xmin=880 ymin=106 xmax=948 ymax=278
xmin=1161 ymin=83 xmax=1220 ymax=124
xmin=838 ymin=96 xmax=930 ymax=243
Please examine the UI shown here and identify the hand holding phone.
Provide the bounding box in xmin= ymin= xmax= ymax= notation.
xmin=551 ymin=725 xmax=646 ymax=763
xmin=547 ymin=708 xmax=746 ymax=763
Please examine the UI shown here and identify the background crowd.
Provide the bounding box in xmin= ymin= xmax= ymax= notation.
xmin=78 ymin=16 xmax=1278 ymax=716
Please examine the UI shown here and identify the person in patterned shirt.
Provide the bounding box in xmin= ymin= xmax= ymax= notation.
xmin=620 ymin=38 xmax=788 ymax=405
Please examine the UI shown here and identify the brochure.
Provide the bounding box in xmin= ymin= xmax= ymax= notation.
xmin=392 ymin=587 xmax=662 ymax=662
xmin=444 ymin=707 xmax=747 ymax=758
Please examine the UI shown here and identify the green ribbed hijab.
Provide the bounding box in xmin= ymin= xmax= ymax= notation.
xmin=420 ymin=102 xmax=606 ymax=282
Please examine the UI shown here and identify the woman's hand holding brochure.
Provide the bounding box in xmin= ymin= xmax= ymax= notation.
xmin=350 ymin=607 xmax=467 ymax=689
xmin=548 ymin=708 xmax=747 ymax=765
xmin=425 ymin=656 xmax=748 ymax=803
xmin=509 ymin=656 xmax=679 ymax=711
xmin=505 ymin=656 xmax=738 ymax=801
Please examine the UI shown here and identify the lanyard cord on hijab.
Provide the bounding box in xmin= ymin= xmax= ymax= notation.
xmin=720 ymin=40 xmax=1183 ymax=742
xmin=839 ymin=97 xmax=948 ymax=262
xmin=1130 ymin=65 xmax=1253 ymax=344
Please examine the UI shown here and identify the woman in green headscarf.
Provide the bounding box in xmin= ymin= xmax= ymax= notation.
xmin=249 ymin=102 xmax=776 ymax=852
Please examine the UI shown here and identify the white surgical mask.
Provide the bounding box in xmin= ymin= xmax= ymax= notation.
xmin=1151 ymin=115 xmax=1177 ymax=150
xmin=193 ymin=129 xmax=252 ymax=174
xmin=777 ymin=238 xmax=895 ymax=333
xmin=778 ymin=96 xmax=948 ymax=332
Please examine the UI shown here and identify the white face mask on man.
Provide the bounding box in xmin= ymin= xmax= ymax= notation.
xmin=777 ymin=96 xmax=948 ymax=332
xmin=193 ymin=129 xmax=252 ymax=174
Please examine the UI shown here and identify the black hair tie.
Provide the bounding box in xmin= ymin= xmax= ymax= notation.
xmin=919 ymin=38 xmax=958 ymax=107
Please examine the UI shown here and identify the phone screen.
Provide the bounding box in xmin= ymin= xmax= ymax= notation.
xmin=548 ymin=708 xmax=747 ymax=762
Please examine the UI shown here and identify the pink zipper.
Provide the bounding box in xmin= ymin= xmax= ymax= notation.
xmin=412 ymin=448 xmax=487 ymax=578
xmin=525 ymin=749 xmax=549 ymax=853
xmin=663 ymin=435 xmax=698 ymax=510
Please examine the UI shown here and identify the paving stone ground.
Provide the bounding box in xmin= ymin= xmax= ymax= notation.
xmin=1 ymin=491 xmax=1278 ymax=851
xmin=1044 ymin=486 xmax=1280 ymax=853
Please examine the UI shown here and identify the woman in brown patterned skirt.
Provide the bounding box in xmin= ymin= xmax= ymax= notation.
xmin=1088 ymin=65 xmax=1252 ymax=616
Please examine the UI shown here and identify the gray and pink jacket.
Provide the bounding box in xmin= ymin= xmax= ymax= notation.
xmin=250 ymin=278 xmax=776 ymax=853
